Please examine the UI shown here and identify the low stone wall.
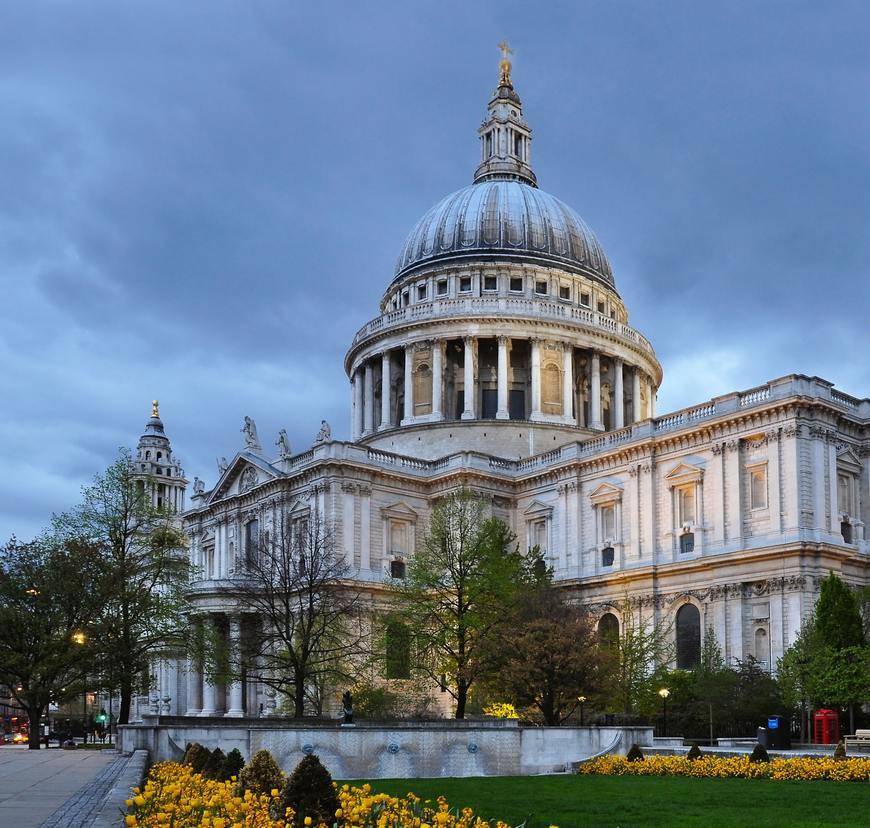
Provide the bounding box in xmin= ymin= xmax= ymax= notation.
xmin=119 ymin=717 xmax=653 ymax=778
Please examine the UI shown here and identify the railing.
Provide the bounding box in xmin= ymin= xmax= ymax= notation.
xmin=738 ymin=386 xmax=771 ymax=407
xmin=350 ymin=297 xmax=656 ymax=356
xmin=830 ymin=389 xmax=859 ymax=409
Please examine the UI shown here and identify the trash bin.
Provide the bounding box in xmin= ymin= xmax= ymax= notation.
xmin=813 ymin=709 xmax=840 ymax=745
xmin=764 ymin=715 xmax=791 ymax=749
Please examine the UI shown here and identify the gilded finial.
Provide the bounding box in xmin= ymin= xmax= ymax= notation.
xmin=497 ymin=40 xmax=513 ymax=87
xmin=151 ymin=399 xmax=160 ymax=418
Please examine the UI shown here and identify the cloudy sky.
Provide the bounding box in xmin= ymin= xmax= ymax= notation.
xmin=2 ymin=1 xmax=868 ymax=541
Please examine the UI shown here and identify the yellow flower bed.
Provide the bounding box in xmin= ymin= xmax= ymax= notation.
xmin=126 ymin=761 xmax=531 ymax=827
xmin=578 ymin=753 xmax=870 ymax=782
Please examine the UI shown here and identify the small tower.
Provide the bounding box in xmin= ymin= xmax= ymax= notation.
xmin=135 ymin=400 xmax=188 ymax=514
xmin=473 ymin=41 xmax=537 ymax=187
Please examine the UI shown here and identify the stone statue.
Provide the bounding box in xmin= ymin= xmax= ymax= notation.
xmin=342 ymin=690 xmax=354 ymax=725
xmin=217 ymin=456 xmax=229 ymax=475
xmin=315 ymin=420 xmax=332 ymax=443
xmin=193 ymin=477 xmax=205 ymax=495
xmin=241 ymin=416 xmax=262 ymax=451
xmin=276 ymin=428 xmax=291 ymax=458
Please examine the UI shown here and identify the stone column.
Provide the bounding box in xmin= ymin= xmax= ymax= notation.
xmin=633 ymin=370 xmax=642 ymax=423
xmin=589 ymin=352 xmax=604 ymax=430
xmin=352 ymin=371 xmax=363 ymax=440
xmin=562 ymin=344 xmax=574 ymax=423
xmin=461 ymin=337 xmax=476 ymax=419
xmin=225 ymin=616 xmax=245 ymax=717
xmin=379 ymin=351 xmax=391 ymax=430
xmin=199 ymin=617 xmax=218 ymax=716
xmin=530 ymin=339 xmax=542 ymax=419
xmin=402 ymin=346 xmax=413 ymax=423
xmin=185 ymin=652 xmax=201 ymax=716
xmin=363 ymin=360 xmax=374 ymax=435
xmin=431 ymin=339 xmax=443 ymax=420
xmin=650 ymin=382 xmax=657 ymax=418
xmin=496 ymin=336 xmax=510 ymax=419
xmin=613 ymin=358 xmax=624 ymax=429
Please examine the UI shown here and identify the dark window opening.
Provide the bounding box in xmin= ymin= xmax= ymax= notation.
xmin=509 ymin=276 xmax=523 ymax=292
xmin=598 ymin=612 xmax=619 ymax=647
xmin=841 ymin=521 xmax=853 ymax=544
xmin=676 ymin=604 xmax=701 ymax=669
xmin=679 ymin=532 xmax=695 ymax=554
xmin=559 ymin=285 xmax=570 ymax=300
xmin=459 ymin=276 xmax=472 ymax=293
xmin=436 ymin=280 xmax=448 ymax=296
xmin=417 ymin=284 xmax=426 ymax=300
xmin=483 ymin=275 xmax=497 ymax=291
xmin=535 ymin=280 xmax=548 ymax=295
xmin=481 ymin=388 xmax=498 ymax=419
xmin=390 ymin=560 xmax=406 ymax=579
xmin=601 ymin=546 xmax=615 ymax=567
xmin=580 ymin=292 xmax=590 ymax=306
xmin=509 ymin=389 xmax=526 ymax=420
xmin=597 ymin=301 xmax=605 ymax=313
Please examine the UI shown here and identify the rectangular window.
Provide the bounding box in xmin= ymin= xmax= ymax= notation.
xmin=597 ymin=301 xmax=605 ymax=313
xmin=749 ymin=466 xmax=768 ymax=510
xmin=417 ymin=284 xmax=426 ymax=301
xmin=531 ymin=519 xmax=548 ymax=555
xmin=459 ymin=276 xmax=472 ymax=293
xmin=580 ymin=292 xmax=590 ymax=306
xmin=483 ymin=275 xmax=497 ymax=292
xmin=402 ymin=290 xmax=409 ymax=307
xmin=390 ymin=560 xmax=406 ymax=579
xmin=535 ymin=280 xmax=548 ymax=295
xmin=601 ymin=504 xmax=615 ymax=540
xmin=678 ymin=486 xmax=696 ymax=525
xmin=436 ymin=279 xmax=448 ymax=296
xmin=509 ymin=276 xmax=524 ymax=292
xmin=559 ymin=285 xmax=570 ymax=300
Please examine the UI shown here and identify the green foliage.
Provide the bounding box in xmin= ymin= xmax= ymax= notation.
xmin=201 ymin=747 xmax=226 ymax=780
xmin=749 ymin=743 xmax=769 ymax=763
xmin=183 ymin=742 xmax=211 ymax=773
xmin=237 ymin=749 xmax=285 ymax=796
xmin=390 ymin=488 xmax=536 ymax=718
xmin=220 ymin=748 xmax=246 ymax=782
xmin=626 ymin=743 xmax=644 ymax=762
xmin=351 ymin=683 xmax=401 ymax=720
xmin=686 ymin=742 xmax=702 ymax=760
xmin=814 ymin=574 xmax=865 ymax=651
xmin=275 ymin=754 xmax=340 ymax=826
xmin=833 ymin=740 xmax=846 ymax=761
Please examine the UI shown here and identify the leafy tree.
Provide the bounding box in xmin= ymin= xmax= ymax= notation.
xmin=0 ymin=536 xmax=104 ymax=748
xmin=391 ymin=489 xmax=534 ymax=718
xmin=52 ymin=450 xmax=189 ymax=724
xmin=777 ymin=618 xmax=817 ymax=741
xmin=233 ymin=509 xmax=365 ymax=718
xmin=815 ymin=573 xmax=865 ymax=651
xmin=484 ymin=570 xmax=603 ymax=725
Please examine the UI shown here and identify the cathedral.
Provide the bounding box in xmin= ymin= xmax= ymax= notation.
xmin=136 ymin=52 xmax=869 ymax=719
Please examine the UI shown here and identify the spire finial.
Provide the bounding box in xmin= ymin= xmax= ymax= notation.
xmin=151 ymin=399 xmax=160 ymax=418
xmin=497 ymin=40 xmax=513 ymax=87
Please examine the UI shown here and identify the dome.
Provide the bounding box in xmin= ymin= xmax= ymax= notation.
xmin=393 ymin=179 xmax=615 ymax=288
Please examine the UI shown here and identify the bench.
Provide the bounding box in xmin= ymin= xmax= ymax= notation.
xmin=843 ymin=729 xmax=870 ymax=752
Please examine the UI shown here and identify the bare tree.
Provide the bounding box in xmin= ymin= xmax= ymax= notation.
xmin=230 ymin=507 xmax=366 ymax=718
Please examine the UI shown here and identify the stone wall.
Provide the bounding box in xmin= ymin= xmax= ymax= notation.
xmin=119 ymin=718 xmax=653 ymax=778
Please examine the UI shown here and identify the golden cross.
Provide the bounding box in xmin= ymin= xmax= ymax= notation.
xmin=498 ymin=40 xmax=513 ymax=61
xmin=152 ymin=399 xmax=160 ymax=418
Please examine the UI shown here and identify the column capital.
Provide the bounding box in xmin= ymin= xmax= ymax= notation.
xmin=497 ymin=334 xmax=510 ymax=346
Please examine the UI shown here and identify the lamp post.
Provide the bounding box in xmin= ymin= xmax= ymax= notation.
xmin=72 ymin=631 xmax=87 ymax=744
xmin=577 ymin=695 xmax=587 ymax=727
xmin=658 ymin=687 xmax=670 ymax=737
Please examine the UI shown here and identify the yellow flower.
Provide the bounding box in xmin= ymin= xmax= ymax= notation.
xmin=124 ymin=818 xmax=137 ymax=827
xmin=304 ymin=818 xmax=312 ymax=826
xmin=271 ymin=788 xmax=280 ymax=797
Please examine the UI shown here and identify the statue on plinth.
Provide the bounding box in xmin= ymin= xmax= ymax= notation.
xmin=315 ymin=420 xmax=332 ymax=443
xmin=342 ymin=690 xmax=354 ymax=724
xmin=241 ymin=416 xmax=262 ymax=451
xmin=276 ymin=428 xmax=291 ymax=458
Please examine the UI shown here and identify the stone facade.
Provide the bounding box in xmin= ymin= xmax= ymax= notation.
xmin=142 ymin=58 xmax=869 ymax=720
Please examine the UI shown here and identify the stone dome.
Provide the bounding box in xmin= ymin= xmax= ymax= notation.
xmin=393 ymin=179 xmax=614 ymax=289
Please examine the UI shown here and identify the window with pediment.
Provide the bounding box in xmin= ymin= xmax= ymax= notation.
xmin=590 ymin=482 xmax=622 ymax=566
xmin=524 ymin=500 xmax=553 ymax=559
xmin=748 ymin=463 xmax=768 ymax=510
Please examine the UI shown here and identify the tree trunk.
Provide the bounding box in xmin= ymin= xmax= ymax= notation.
xmin=26 ymin=706 xmax=43 ymax=750
xmin=118 ymin=676 xmax=133 ymax=725
xmin=455 ymin=680 xmax=467 ymax=719
xmin=294 ymin=675 xmax=305 ymax=718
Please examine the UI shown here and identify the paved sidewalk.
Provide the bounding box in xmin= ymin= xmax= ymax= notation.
xmin=0 ymin=746 xmax=119 ymax=828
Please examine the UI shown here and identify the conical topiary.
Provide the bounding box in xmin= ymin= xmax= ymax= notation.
xmin=274 ymin=754 xmax=340 ymax=827
xmin=183 ymin=742 xmax=211 ymax=773
xmin=236 ymin=749 xmax=285 ymax=797
xmin=201 ymin=747 xmax=226 ymax=780
xmin=833 ymin=740 xmax=847 ymax=761
xmin=686 ymin=742 xmax=703 ymax=761
xmin=219 ymin=748 xmax=246 ymax=782
xmin=749 ymin=743 xmax=769 ymax=763
xmin=626 ymin=743 xmax=644 ymax=762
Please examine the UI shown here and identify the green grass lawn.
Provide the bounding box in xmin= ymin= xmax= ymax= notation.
xmin=347 ymin=774 xmax=869 ymax=827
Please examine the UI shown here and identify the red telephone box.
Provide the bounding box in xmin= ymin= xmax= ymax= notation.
xmin=813 ymin=709 xmax=840 ymax=744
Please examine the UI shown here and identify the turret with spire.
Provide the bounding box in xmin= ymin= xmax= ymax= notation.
xmin=135 ymin=400 xmax=188 ymax=514
xmin=473 ymin=41 xmax=537 ymax=187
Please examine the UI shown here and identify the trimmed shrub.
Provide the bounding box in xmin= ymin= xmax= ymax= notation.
xmin=183 ymin=742 xmax=211 ymax=773
xmin=686 ymin=742 xmax=703 ymax=761
xmin=626 ymin=743 xmax=644 ymax=762
xmin=274 ymin=754 xmax=340 ymax=826
xmin=219 ymin=748 xmax=246 ymax=781
xmin=201 ymin=747 xmax=226 ymax=780
xmin=749 ymin=743 xmax=770 ymax=763
xmin=236 ymin=749 xmax=285 ymax=797
xmin=833 ymin=740 xmax=847 ymax=761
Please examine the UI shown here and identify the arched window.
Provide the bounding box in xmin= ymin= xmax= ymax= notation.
xmin=598 ymin=612 xmax=619 ymax=647
xmin=145 ymin=451 xmax=151 ymax=460
xmin=245 ymin=519 xmax=259 ymax=566
xmin=754 ymin=628 xmax=769 ymax=668
xmin=542 ymin=363 xmax=562 ymax=415
xmin=675 ymin=604 xmax=701 ymax=669
xmin=413 ymin=363 xmax=432 ymax=415
xmin=385 ymin=621 xmax=411 ymax=679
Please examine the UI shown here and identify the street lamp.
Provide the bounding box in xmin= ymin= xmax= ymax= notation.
xmin=658 ymin=687 xmax=670 ymax=737
xmin=577 ymin=695 xmax=587 ymax=727
xmin=72 ymin=631 xmax=87 ymax=645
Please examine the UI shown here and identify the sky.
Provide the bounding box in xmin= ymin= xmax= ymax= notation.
xmin=1 ymin=1 xmax=869 ymax=541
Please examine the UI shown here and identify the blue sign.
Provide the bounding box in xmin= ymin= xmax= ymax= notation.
xmin=767 ymin=717 xmax=779 ymax=729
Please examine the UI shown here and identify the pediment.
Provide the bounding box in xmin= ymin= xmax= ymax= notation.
xmin=206 ymin=452 xmax=279 ymax=504
xmin=381 ymin=502 xmax=419 ymax=521
xmin=837 ymin=448 xmax=862 ymax=474
xmin=665 ymin=461 xmax=705 ymax=487
xmin=589 ymin=481 xmax=623 ymax=505
xmin=523 ymin=498 xmax=554 ymax=517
